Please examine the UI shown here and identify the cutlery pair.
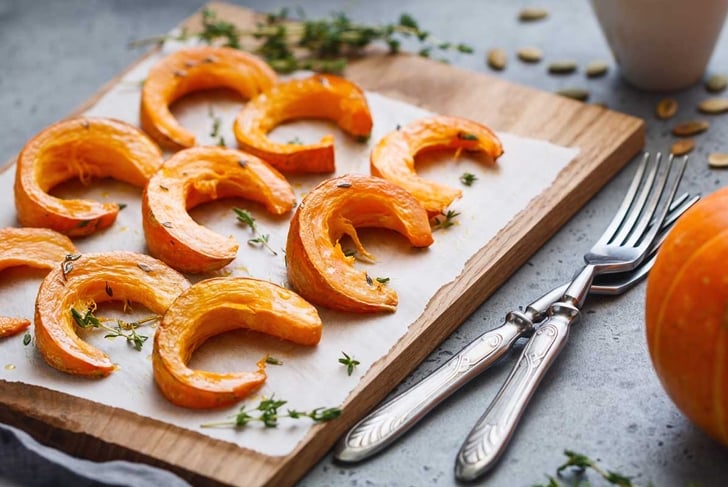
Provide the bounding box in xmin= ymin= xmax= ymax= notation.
xmin=334 ymin=153 xmax=693 ymax=481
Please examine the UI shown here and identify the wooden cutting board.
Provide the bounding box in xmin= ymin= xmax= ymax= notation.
xmin=0 ymin=3 xmax=644 ymax=486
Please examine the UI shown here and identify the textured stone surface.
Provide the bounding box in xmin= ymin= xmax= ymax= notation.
xmin=1 ymin=0 xmax=728 ymax=486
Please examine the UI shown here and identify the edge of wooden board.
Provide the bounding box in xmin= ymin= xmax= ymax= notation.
xmin=0 ymin=3 xmax=645 ymax=487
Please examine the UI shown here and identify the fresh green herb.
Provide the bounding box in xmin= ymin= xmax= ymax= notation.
xmin=233 ymin=207 xmax=257 ymax=230
xmin=375 ymin=277 xmax=390 ymax=284
xmin=338 ymin=351 xmax=360 ymax=376
xmin=343 ymin=249 xmax=357 ymax=257
xmin=265 ymin=356 xmax=283 ymax=365
xmin=70 ymin=306 xmax=158 ymax=351
xmin=458 ymin=132 xmax=479 ymax=141
xmin=130 ymin=7 xmax=472 ymax=75
xmin=117 ymin=203 xmax=128 ymax=211
xmin=208 ymin=106 xmax=226 ymax=146
xmin=460 ymin=172 xmax=477 ymax=186
xmin=288 ymin=136 xmax=304 ymax=145
xmin=248 ymin=234 xmax=277 ymax=255
xmin=77 ymin=220 xmax=91 ymax=228
xmin=432 ymin=209 xmax=460 ymax=229
xmin=234 ymin=208 xmax=277 ymax=255
xmin=22 ymin=332 xmax=32 ymax=346
xmin=200 ymin=395 xmax=341 ymax=429
xmin=534 ymin=450 xmax=638 ymax=487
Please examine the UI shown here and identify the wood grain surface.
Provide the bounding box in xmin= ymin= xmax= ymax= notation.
xmin=0 ymin=3 xmax=644 ymax=486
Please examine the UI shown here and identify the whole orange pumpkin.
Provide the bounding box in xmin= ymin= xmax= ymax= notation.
xmin=645 ymin=187 xmax=728 ymax=446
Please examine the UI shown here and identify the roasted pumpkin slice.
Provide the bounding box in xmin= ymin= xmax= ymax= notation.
xmin=233 ymin=74 xmax=373 ymax=173
xmin=14 ymin=117 xmax=164 ymax=237
xmin=140 ymin=46 xmax=277 ymax=149
xmin=34 ymin=251 xmax=189 ymax=377
xmin=286 ymin=174 xmax=433 ymax=313
xmin=142 ymin=146 xmax=296 ymax=274
xmin=153 ymin=277 xmax=322 ymax=409
xmin=0 ymin=227 xmax=78 ymax=337
xmin=370 ymin=115 xmax=504 ymax=215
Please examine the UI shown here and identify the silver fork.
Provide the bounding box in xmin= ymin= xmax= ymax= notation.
xmin=453 ymin=152 xmax=687 ymax=481
xmin=332 ymin=192 xmax=697 ymax=464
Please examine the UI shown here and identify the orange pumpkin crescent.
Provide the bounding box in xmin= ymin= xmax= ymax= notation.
xmin=233 ymin=74 xmax=373 ymax=173
xmin=286 ymin=174 xmax=434 ymax=313
xmin=0 ymin=227 xmax=78 ymax=337
xmin=140 ymin=46 xmax=277 ymax=150
xmin=14 ymin=117 xmax=164 ymax=237
xmin=152 ymin=277 xmax=323 ymax=409
xmin=142 ymin=146 xmax=296 ymax=274
xmin=370 ymin=115 xmax=504 ymax=215
xmin=34 ymin=251 xmax=190 ymax=377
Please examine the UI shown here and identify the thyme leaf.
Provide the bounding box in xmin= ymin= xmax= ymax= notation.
xmin=200 ymin=395 xmax=341 ymax=429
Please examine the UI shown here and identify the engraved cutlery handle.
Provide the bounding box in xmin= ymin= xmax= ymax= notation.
xmin=454 ymin=302 xmax=579 ymax=482
xmin=334 ymin=313 xmax=533 ymax=463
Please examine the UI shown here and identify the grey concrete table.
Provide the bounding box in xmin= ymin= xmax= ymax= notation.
xmin=1 ymin=1 xmax=727 ymax=486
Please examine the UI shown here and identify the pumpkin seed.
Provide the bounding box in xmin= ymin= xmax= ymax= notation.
xmin=705 ymin=74 xmax=727 ymax=93
xmin=708 ymin=152 xmax=728 ymax=168
xmin=517 ymin=47 xmax=543 ymax=63
xmin=697 ymin=97 xmax=728 ymax=114
xmin=487 ymin=48 xmax=507 ymax=70
xmin=518 ymin=7 xmax=548 ymax=22
xmin=548 ymin=60 xmax=578 ymax=75
xmin=672 ymin=120 xmax=709 ymax=136
xmin=556 ymin=88 xmax=589 ymax=101
xmin=671 ymin=139 xmax=695 ymax=156
xmin=585 ymin=60 xmax=609 ymax=78
xmin=656 ymin=98 xmax=678 ymax=119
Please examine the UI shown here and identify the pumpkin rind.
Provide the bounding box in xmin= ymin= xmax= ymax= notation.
xmin=0 ymin=227 xmax=78 ymax=336
xmin=34 ymin=251 xmax=190 ymax=377
xmin=140 ymin=46 xmax=277 ymax=150
xmin=142 ymin=146 xmax=296 ymax=273
xmin=286 ymin=174 xmax=434 ymax=313
xmin=370 ymin=115 xmax=504 ymax=215
xmin=645 ymin=187 xmax=728 ymax=446
xmin=233 ymin=74 xmax=373 ymax=173
xmin=152 ymin=277 xmax=322 ymax=409
xmin=14 ymin=117 xmax=164 ymax=237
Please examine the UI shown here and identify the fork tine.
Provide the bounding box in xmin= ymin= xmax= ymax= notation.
xmin=611 ymin=153 xmax=661 ymax=245
xmin=621 ymin=153 xmax=671 ymax=246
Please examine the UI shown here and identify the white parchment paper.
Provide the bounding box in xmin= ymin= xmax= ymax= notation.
xmin=0 ymin=39 xmax=578 ymax=457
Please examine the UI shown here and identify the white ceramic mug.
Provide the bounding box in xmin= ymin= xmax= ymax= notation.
xmin=591 ymin=0 xmax=728 ymax=91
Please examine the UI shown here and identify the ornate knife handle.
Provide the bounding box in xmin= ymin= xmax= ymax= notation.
xmin=334 ymin=312 xmax=534 ymax=463
xmin=454 ymin=302 xmax=580 ymax=482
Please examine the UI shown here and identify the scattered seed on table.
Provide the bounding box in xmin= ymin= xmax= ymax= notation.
xmin=556 ymin=88 xmax=589 ymax=101
xmin=705 ymin=74 xmax=728 ymax=93
xmin=708 ymin=152 xmax=728 ymax=168
xmin=671 ymin=139 xmax=695 ymax=156
xmin=517 ymin=47 xmax=543 ymax=63
xmin=672 ymin=120 xmax=709 ymax=136
xmin=518 ymin=7 xmax=549 ymax=22
xmin=656 ymin=98 xmax=678 ymax=120
xmin=697 ymin=97 xmax=728 ymax=114
xmin=585 ymin=60 xmax=609 ymax=78
xmin=487 ymin=48 xmax=507 ymax=70
xmin=548 ymin=60 xmax=578 ymax=75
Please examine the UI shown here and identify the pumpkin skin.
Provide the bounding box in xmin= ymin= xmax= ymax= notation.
xmin=645 ymin=187 xmax=728 ymax=446
xmin=370 ymin=115 xmax=504 ymax=215
xmin=233 ymin=74 xmax=373 ymax=173
xmin=140 ymin=46 xmax=277 ymax=150
xmin=152 ymin=277 xmax=323 ymax=409
xmin=0 ymin=227 xmax=78 ymax=337
xmin=286 ymin=174 xmax=434 ymax=313
xmin=142 ymin=146 xmax=296 ymax=274
xmin=34 ymin=251 xmax=190 ymax=378
xmin=14 ymin=117 xmax=163 ymax=237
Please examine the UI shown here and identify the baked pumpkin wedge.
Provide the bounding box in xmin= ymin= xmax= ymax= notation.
xmin=14 ymin=117 xmax=164 ymax=237
xmin=0 ymin=227 xmax=78 ymax=338
xmin=34 ymin=251 xmax=189 ymax=377
xmin=370 ymin=115 xmax=504 ymax=215
xmin=152 ymin=277 xmax=322 ymax=409
xmin=142 ymin=146 xmax=296 ymax=274
xmin=140 ymin=46 xmax=277 ymax=150
xmin=286 ymin=174 xmax=433 ymax=313
xmin=233 ymin=74 xmax=373 ymax=173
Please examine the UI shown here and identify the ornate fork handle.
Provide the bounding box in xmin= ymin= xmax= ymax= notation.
xmin=454 ymin=301 xmax=579 ymax=481
xmin=334 ymin=311 xmax=535 ymax=462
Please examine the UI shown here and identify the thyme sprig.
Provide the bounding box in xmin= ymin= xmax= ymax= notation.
xmin=460 ymin=172 xmax=478 ymax=186
xmin=232 ymin=207 xmax=278 ymax=255
xmin=201 ymin=395 xmax=341 ymax=429
xmin=534 ymin=450 xmax=638 ymax=487
xmin=207 ymin=106 xmax=226 ymax=146
xmin=338 ymin=351 xmax=360 ymax=376
xmin=70 ymin=306 xmax=158 ymax=351
xmin=432 ymin=209 xmax=460 ymax=229
xmin=130 ymin=7 xmax=473 ymax=75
